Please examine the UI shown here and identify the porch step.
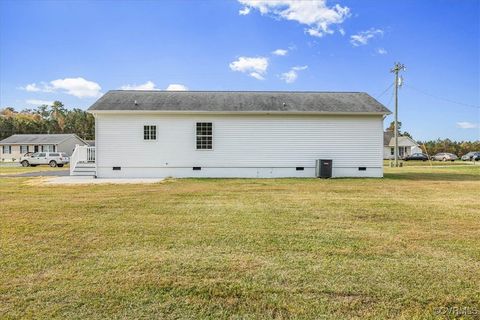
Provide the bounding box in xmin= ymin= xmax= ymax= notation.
xmin=70 ymin=145 xmax=96 ymax=177
xmin=76 ymin=162 xmax=95 ymax=167
xmin=74 ymin=168 xmax=96 ymax=173
xmin=72 ymin=163 xmax=96 ymax=176
xmin=71 ymin=171 xmax=96 ymax=177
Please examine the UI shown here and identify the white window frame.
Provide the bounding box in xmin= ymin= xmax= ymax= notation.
xmin=143 ymin=125 xmax=157 ymax=141
xmin=195 ymin=122 xmax=213 ymax=151
xmin=2 ymin=145 xmax=12 ymax=154
xmin=20 ymin=145 xmax=29 ymax=154
xmin=41 ymin=145 xmax=55 ymax=152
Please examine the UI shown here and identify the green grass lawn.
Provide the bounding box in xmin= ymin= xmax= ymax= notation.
xmin=0 ymin=164 xmax=69 ymax=175
xmin=383 ymin=159 xmax=479 ymax=167
xmin=1 ymin=165 xmax=479 ymax=319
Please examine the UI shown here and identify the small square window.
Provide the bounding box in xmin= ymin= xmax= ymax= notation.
xmin=144 ymin=125 xmax=157 ymax=140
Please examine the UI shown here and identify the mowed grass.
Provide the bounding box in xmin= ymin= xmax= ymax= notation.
xmin=383 ymin=159 xmax=479 ymax=167
xmin=0 ymin=165 xmax=68 ymax=176
xmin=1 ymin=165 xmax=479 ymax=319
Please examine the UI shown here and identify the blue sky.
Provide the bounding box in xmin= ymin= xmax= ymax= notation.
xmin=0 ymin=0 xmax=479 ymax=141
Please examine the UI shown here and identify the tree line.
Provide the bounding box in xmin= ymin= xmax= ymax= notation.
xmin=386 ymin=121 xmax=479 ymax=156
xmin=418 ymin=139 xmax=480 ymax=157
xmin=0 ymin=101 xmax=94 ymax=141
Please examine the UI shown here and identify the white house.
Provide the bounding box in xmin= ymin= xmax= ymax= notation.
xmin=383 ymin=131 xmax=423 ymax=159
xmin=0 ymin=134 xmax=88 ymax=162
xmin=71 ymin=91 xmax=391 ymax=178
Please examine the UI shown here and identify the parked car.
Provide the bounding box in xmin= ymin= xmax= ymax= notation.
xmin=20 ymin=152 xmax=70 ymax=167
xmin=461 ymin=151 xmax=480 ymax=161
xmin=472 ymin=152 xmax=480 ymax=161
xmin=404 ymin=153 xmax=429 ymax=161
xmin=431 ymin=153 xmax=458 ymax=162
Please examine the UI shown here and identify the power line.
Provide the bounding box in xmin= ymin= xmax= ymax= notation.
xmin=375 ymin=82 xmax=394 ymax=99
xmin=404 ymin=84 xmax=480 ymax=109
xmin=386 ymin=87 xmax=395 ymax=108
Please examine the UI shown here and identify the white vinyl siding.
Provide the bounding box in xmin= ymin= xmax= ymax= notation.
xmin=95 ymin=113 xmax=384 ymax=178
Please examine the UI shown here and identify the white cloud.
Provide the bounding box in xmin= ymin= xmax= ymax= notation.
xmin=350 ymin=28 xmax=384 ymax=46
xmin=121 ymin=81 xmax=158 ymax=90
xmin=456 ymin=121 xmax=478 ymax=129
xmin=339 ymin=28 xmax=346 ymax=36
xmin=377 ymin=48 xmax=387 ymax=55
xmin=229 ymin=56 xmax=269 ymax=80
xmin=239 ymin=7 xmax=250 ymax=15
xmin=166 ymin=84 xmax=188 ymax=91
xmin=50 ymin=77 xmax=102 ymax=98
xmin=249 ymin=72 xmax=265 ymax=80
xmin=23 ymin=83 xmax=42 ymax=92
xmin=280 ymin=65 xmax=308 ymax=83
xmin=26 ymin=99 xmax=54 ymax=106
xmin=238 ymin=0 xmax=350 ymax=37
xmin=272 ymin=49 xmax=288 ymax=56
xmin=119 ymin=82 xmax=188 ymax=91
xmin=21 ymin=77 xmax=101 ymax=98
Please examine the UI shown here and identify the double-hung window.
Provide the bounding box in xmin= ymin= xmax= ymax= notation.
xmin=144 ymin=125 xmax=157 ymax=140
xmin=196 ymin=122 xmax=212 ymax=150
xmin=20 ymin=145 xmax=29 ymax=154
xmin=42 ymin=145 xmax=55 ymax=152
xmin=2 ymin=145 xmax=11 ymax=154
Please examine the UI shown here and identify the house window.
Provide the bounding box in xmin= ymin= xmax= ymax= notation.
xmin=144 ymin=125 xmax=157 ymax=140
xmin=390 ymin=147 xmax=394 ymax=156
xmin=20 ymin=145 xmax=29 ymax=154
xmin=2 ymin=145 xmax=11 ymax=154
xmin=41 ymin=145 xmax=55 ymax=152
xmin=196 ymin=122 xmax=212 ymax=150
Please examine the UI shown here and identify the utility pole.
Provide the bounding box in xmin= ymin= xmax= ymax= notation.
xmin=390 ymin=62 xmax=406 ymax=167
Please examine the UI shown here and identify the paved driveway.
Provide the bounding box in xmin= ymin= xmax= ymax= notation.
xmin=2 ymin=170 xmax=70 ymax=177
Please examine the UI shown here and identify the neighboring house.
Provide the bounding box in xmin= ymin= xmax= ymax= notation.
xmin=0 ymin=134 xmax=88 ymax=162
xmin=383 ymin=131 xmax=423 ymax=159
xmin=74 ymin=91 xmax=391 ymax=178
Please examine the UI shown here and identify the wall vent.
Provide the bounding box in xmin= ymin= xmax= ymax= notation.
xmin=358 ymin=167 xmax=367 ymax=171
xmin=192 ymin=167 xmax=201 ymax=171
xmin=296 ymin=167 xmax=305 ymax=171
xmin=113 ymin=167 xmax=121 ymax=171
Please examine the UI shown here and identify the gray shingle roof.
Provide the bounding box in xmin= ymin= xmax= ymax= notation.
xmin=383 ymin=131 xmax=418 ymax=147
xmin=384 ymin=131 xmax=394 ymax=145
xmin=88 ymin=91 xmax=391 ymax=114
xmin=0 ymin=134 xmax=79 ymax=145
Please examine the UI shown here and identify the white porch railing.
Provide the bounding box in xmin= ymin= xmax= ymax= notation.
xmin=70 ymin=145 xmax=96 ymax=175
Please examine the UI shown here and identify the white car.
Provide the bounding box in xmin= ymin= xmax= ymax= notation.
xmin=20 ymin=152 xmax=70 ymax=167
xmin=431 ymin=152 xmax=458 ymax=162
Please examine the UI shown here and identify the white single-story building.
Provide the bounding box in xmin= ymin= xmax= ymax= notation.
xmin=72 ymin=91 xmax=391 ymax=178
xmin=383 ymin=131 xmax=422 ymax=159
xmin=0 ymin=134 xmax=88 ymax=162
